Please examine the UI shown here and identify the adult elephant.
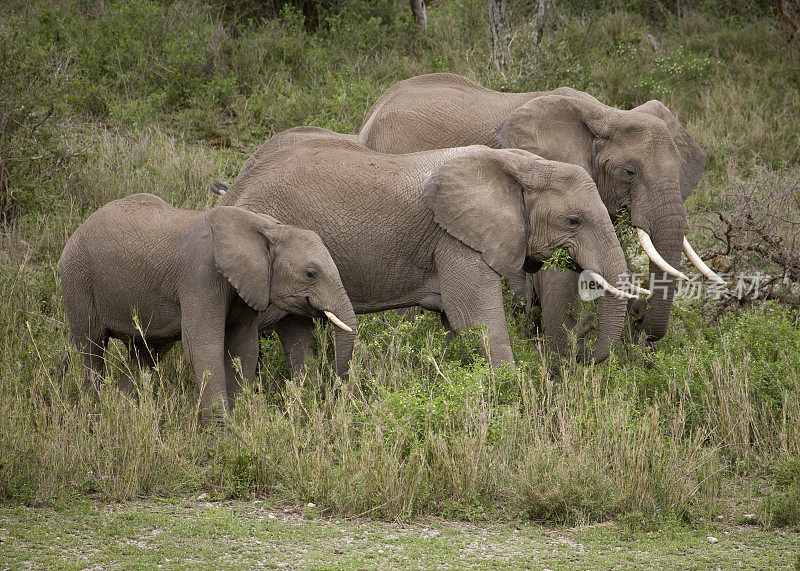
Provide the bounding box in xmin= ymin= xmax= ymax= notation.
xmin=357 ymin=73 xmax=722 ymax=353
xmin=220 ymin=130 xmax=639 ymax=371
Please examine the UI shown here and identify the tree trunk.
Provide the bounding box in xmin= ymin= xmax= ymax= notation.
xmin=410 ymin=0 xmax=427 ymax=29
xmin=488 ymin=0 xmax=511 ymax=70
xmin=775 ymin=0 xmax=799 ymax=36
xmin=532 ymin=0 xmax=553 ymax=47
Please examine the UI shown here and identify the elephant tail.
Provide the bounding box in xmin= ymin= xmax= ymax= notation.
xmin=210 ymin=181 xmax=228 ymax=196
xmin=62 ymin=334 xmax=73 ymax=378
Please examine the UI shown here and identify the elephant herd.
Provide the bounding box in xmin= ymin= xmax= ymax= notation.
xmin=60 ymin=73 xmax=723 ymax=424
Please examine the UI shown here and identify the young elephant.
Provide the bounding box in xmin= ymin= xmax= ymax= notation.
xmin=220 ymin=133 xmax=640 ymax=372
xmin=60 ymin=193 xmax=355 ymax=423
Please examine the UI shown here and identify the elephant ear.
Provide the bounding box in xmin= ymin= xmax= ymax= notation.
xmin=206 ymin=206 xmax=280 ymax=311
xmin=424 ymin=148 xmax=550 ymax=277
xmin=496 ymin=94 xmax=612 ymax=176
xmin=631 ymin=100 xmax=706 ymax=200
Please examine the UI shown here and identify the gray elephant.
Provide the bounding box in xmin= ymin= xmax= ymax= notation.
xmin=219 ymin=130 xmax=639 ymax=371
xmin=357 ymin=73 xmax=723 ymax=355
xmin=59 ymin=193 xmax=355 ymax=424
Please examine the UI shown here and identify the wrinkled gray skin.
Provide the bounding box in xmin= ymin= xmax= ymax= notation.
xmin=220 ymin=131 xmax=630 ymax=369
xmin=59 ymin=193 xmax=355 ymax=424
xmin=358 ymin=73 xmax=706 ymax=357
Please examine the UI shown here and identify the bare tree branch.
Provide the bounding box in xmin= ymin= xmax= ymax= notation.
xmin=703 ymin=167 xmax=800 ymax=314
xmin=776 ymin=0 xmax=799 ymax=37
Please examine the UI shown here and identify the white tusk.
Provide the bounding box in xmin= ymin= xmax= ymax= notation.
xmin=324 ymin=310 xmax=353 ymax=332
xmin=683 ymin=237 xmax=726 ymax=285
xmin=586 ymin=271 xmax=638 ymax=300
xmin=637 ymin=228 xmax=690 ymax=281
xmin=627 ymin=283 xmax=652 ymax=296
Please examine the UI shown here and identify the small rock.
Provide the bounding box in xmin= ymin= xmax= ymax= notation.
xmin=306 ymin=502 xmax=316 ymax=508
xmin=742 ymin=513 xmax=757 ymax=522
xmin=268 ymin=513 xmax=277 ymax=519
xmin=715 ymin=515 xmax=724 ymax=521
xmin=707 ymin=536 xmax=719 ymax=544
xmin=197 ymin=492 xmax=209 ymax=501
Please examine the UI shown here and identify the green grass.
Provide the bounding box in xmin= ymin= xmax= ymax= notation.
xmin=1 ymin=0 xmax=800 ymax=547
xmin=0 ymin=500 xmax=797 ymax=568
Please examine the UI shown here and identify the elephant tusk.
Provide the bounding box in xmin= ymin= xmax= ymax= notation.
xmin=586 ymin=271 xmax=638 ymax=300
xmin=637 ymin=228 xmax=690 ymax=281
xmin=683 ymin=237 xmax=726 ymax=285
xmin=627 ymin=283 xmax=652 ymax=296
xmin=324 ymin=311 xmax=354 ymax=332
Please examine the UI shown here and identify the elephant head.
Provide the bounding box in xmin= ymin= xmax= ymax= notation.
xmin=496 ymin=95 xmax=719 ymax=341
xmin=206 ymin=206 xmax=356 ymax=335
xmin=425 ymin=147 xmax=634 ymax=361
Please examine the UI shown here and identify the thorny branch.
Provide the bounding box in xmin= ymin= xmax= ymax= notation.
xmin=702 ymin=169 xmax=800 ymax=314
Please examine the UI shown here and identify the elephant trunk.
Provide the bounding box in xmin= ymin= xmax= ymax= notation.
xmin=574 ymin=228 xmax=631 ymax=363
xmin=309 ymin=282 xmax=357 ymax=378
xmin=633 ymin=197 xmax=687 ymax=341
xmin=583 ymin=245 xmax=630 ymax=364
xmin=327 ymin=289 xmax=358 ymax=379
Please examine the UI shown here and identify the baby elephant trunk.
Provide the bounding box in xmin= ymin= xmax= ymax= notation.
xmin=312 ymin=286 xmax=358 ymax=379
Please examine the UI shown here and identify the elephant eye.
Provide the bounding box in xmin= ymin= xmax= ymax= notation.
xmin=623 ymin=166 xmax=636 ymax=177
xmin=567 ymin=216 xmax=581 ymax=228
xmin=306 ymin=268 xmax=318 ymax=280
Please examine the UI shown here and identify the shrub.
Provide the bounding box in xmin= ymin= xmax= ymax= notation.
xmin=0 ymin=15 xmax=76 ymax=218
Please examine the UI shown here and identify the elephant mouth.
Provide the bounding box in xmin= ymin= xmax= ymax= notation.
xmin=610 ymin=211 xmax=627 ymax=224
xmin=272 ymin=295 xmax=321 ymax=317
xmin=523 ymin=257 xmax=543 ymax=273
xmin=305 ymin=296 xmax=325 ymax=317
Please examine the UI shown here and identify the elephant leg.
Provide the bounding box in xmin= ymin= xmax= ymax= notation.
xmin=123 ymin=340 xmax=172 ymax=398
xmin=439 ymin=311 xmax=457 ymax=344
xmin=223 ymin=308 xmax=260 ymax=407
xmin=181 ymin=309 xmax=228 ymax=425
xmin=69 ymin=322 xmax=107 ymax=398
xmin=122 ymin=339 xmax=150 ymax=398
xmin=273 ymin=314 xmax=316 ymax=378
xmin=506 ymin=270 xmax=528 ymax=306
xmin=63 ymin=269 xmax=107 ymax=396
xmin=81 ymin=336 xmax=108 ymax=398
xmin=525 ymin=273 xmax=539 ymax=318
xmin=532 ymin=268 xmax=581 ymax=358
xmin=441 ymin=311 xmax=474 ymax=364
xmin=436 ymin=243 xmax=514 ymax=367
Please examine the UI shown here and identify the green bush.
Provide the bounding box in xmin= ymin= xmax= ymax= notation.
xmin=0 ymin=17 xmax=74 ymax=218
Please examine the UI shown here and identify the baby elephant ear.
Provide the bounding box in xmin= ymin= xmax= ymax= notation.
xmin=206 ymin=206 xmax=278 ymax=311
xmin=425 ymin=148 xmax=542 ymax=277
xmin=631 ymin=100 xmax=706 ymax=200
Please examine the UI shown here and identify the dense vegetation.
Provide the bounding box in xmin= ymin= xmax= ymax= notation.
xmin=1 ymin=0 xmax=799 ymax=529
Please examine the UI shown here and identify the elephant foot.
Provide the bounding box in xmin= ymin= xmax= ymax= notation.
xmin=199 ymin=410 xmax=228 ymax=428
